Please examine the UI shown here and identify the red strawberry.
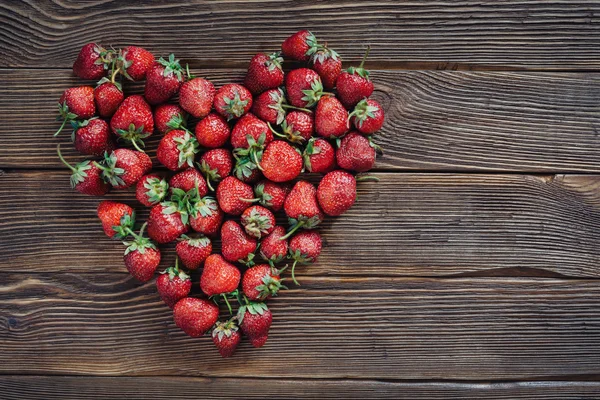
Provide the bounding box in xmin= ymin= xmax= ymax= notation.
xmin=214 ymin=83 xmax=252 ymax=120
xmin=259 ymin=226 xmax=289 ymax=265
xmin=336 ymin=47 xmax=374 ymax=109
xmin=55 ymin=86 xmax=96 ymax=136
xmin=144 ymin=54 xmax=185 ymax=105
xmin=241 ymin=205 xmax=275 ymax=239
xmin=289 ymin=230 xmax=322 ymax=284
xmin=157 ymin=129 xmax=199 ymax=171
xmin=212 ymin=319 xmax=242 ymax=358
xmin=195 ymin=112 xmax=230 ymax=148
xmin=120 ymin=46 xmax=155 ymax=81
xmin=221 ymin=220 xmax=258 ymax=264
xmin=233 ymin=156 xmax=262 ymax=184
xmin=242 ymin=264 xmax=285 ymax=301
xmin=281 ymin=30 xmax=320 ymax=61
xmin=70 ymin=118 xmax=114 ymax=156
xmin=123 ymin=222 xmax=161 ymax=282
xmin=311 ymin=47 xmax=342 ymax=90
xmin=252 ymin=88 xmax=286 ymax=125
xmin=244 ymin=52 xmax=284 ymax=95
xmin=282 ymin=181 xmax=324 ymax=238
xmin=350 ymin=98 xmax=385 ymax=134
xmin=303 ymin=137 xmax=336 ymax=173
xmin=168 ymin=168 xmax=208 ymax=197
xmin=315 ymin=95 xmax=349 ymax=139
xmin=147 ymin=202 xmax=190 ymax=244
xmin=136 ymin=174 xmax=168 ymax=207
xmin=198 ymin=148 xmax=233 ymax=191
xmin=176 ymin=234 xmax=212 ymax=270
xmin=317 ymin=170 xmax=356 ymax=216
xmin=260 ymin=141 xmax=303 ymax=182
xmin=238 ymin=302 xmax=272 ymax=348
xmin=110 ymin=95 xmax=154 ymax=151
xmin=56 ymin=144 xmax=109 ymax=196
xmin=94 ymin=80 xmax=124 ymax=118
xmin=216 ymin=176 xmax=254 ymax=216
xmin=97 ymin=148 xmax=147 ymax=189
xmin=97 ymin=200 xmax=134 ymax=239
xmin=189 ymin=196 xmax=223 ymax=236
xmin=285 ymin=68 xmax=325 ymax=108
xmin=156 ymin=261 xmax=192 ymax=309
xmin=154 ymin=104 xmax=187 ymax=134
xmin=201 ymin=254 xmax=241 ymax=297
xmin=173 ymin=297 xmax=219 ymax=338
xmin=240 ymin=181 xmax=290 ymax=212
xmin=179 ymin=71 xmax=215 ymax=119
xmin=137 ymin=151 xmax=153 ymax=175
xmin=73 ymin=43 xmax=109 ymax=80
xmin=276 ymin=110 xmax=314 ymax=144
xmin=336 ymin=131 xmax=377 ymax=172
xmin=231 ymin=113 xmax=273 ymax=150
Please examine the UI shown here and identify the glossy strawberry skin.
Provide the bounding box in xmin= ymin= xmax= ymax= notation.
xmin=189 ymin=199 xmax=224 ymax=236
xmin=122 ymin=46 xmax=155 ymax=81
xmin=173 ymin=297 xmax=219 ymax=338
xmin=154 ymin=104 xmax=186 ymax=134
xmin=336 ymin=131 xmax=376 ymax=172
xmin=216 ymin=176 xmax=254 ymax=215
xmin=251 ymin=88 xmax=285 ymax=124
xmin=179 ymin=78 xmax=215 ymax=118
xmin=200 ymin=149 xmax=233 ymax=181
xmin=315 ymin=96 xmax=349 ymax=139
xmin=94 ymin=82 xmax=123 ymax=118
xmin=97 ymin=201 xmax=133 ymax=238
xmin=145 ymin=62 xmax=183 ymax=105
xmin=124 ymin=247 xmax=161 ymax=282
xmin=260 ymin=226 xmax=288 ymax=264
xmin=176 ymin=238 xmax=212 ymax=270
xmin=104 ymin=148 xmax=148 ymax=189
xmin=241 ymin=205 xmax=276 ymax=239
xmin=285 ymin=68 xmax=321 ymax=108
xmin=317 ymin=170 xmax=356 ymax=216
xmin=244 ymin=53 xmax=284 ymax=95
xmin=60 ymin=86 xmax=96 ymax=119
xmin=240 ymin=307 xmax=272 ymax=348
xmin=260 ymin=141 xmax=303 ymax=183
xmin=110 ymin=95 xmax=154 ymax=137
xmin=73 ymin=118 xmax=114 ymax=157
xmin=303 ymin=138 xmax=336 ymax=173
xmin=285 ymin=111 xmax=314 ymax=142
xmin=213 ymin=328 xmax=241 ymax=358
xmin=200 ymin=254 xmax=241 ymax=296
xmin=336 ymin=72 xmax=374 ymax=109
xmin=157 ymin=130 xmax=198 ymax=172
xmin=136 ymin=174 xmax=167 ymax=207
xmin=230 ymin=113 xmax=273 ymax=149
xmin=195 ymin=112 xmax=230 ymax=148
xmin=242 ymin=264 xmax=282 ymax=301
xmin=214 ymin=83 xmax=252 ymax=120
xmin=289 ymin=230 xmax=322 ymax=262
xmin=156 ymin=271 xmax=192 ymax=309
xmin=281 ymin=30 xmax=316 ymax=61
xmin=352 ymin=99 xmax=385 ymax=134
xmin=220 ymin=220 xmax=257 ymax=263
xmin=284 ymin=181 xmax=324 ymax=227
xmin=252 ymin=181 xmax=290 ymax=212
xmin=147 ymin=204 xmax=189 ymax=244
xmin=137 ymin=152 xmax=153 ymax=175
xmin=73 ymin=43 xmax=106 ymax=80
xmin=74 ymin=163 xmax=110 ymax=196
xmin=168 ymin=168 xmax=208 ymax=197
xmin=312 ymin=55 xmax=342 ymax=90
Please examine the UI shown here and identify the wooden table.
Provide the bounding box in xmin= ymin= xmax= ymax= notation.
xmin=1 ymin=1 xmax=600 ymax=398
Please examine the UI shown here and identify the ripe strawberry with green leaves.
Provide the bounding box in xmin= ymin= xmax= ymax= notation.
xmin=189 ymin=196 xmax=223 ymax=236
xmin=315 ymin=95 xmax=349 ymax=139
xmin=244 ymin=52 xmax=284 ymax=95
xmin=252 ymin=88 xmax=286 ymax=125
xmin=317 ymin=170 xmax=357 ymax=217
xmin=200 ymin=254 xmax=241 ymax=299
xmin=110 ymin=95 xmax=154 ymax=152
xmin=243 ymin=264 xmax=286 ymax=301
xmin=176 ymin=234 xmax=212 ymax=270
xmin=156 ymin=260 xmax=192 ymax=309
xmin=57 ymin=144 xmax=109 ymax=196
xmin=336 ymin=46 xmax=374 ymax=109
xmin=240 ymin=181 xmax=291 ymax=212
xmin=311 ymin=47 xmax=342 ymax=90
xmin=303 ymin=138 xmax=336 ymax=173
xmin=221 ymin=220 xmax=258 ymax=265
xmin=336 ymin=131 xmax=378 ymax=172
xmin=350 ymin=98 xmax=385 ymax=134
xmin=231 ymin=113 xmax=273 ymax=151
xmin=73 ymin=43 xmax=111 ymax=80
xmin=241 ymin=205 xmax=275 ymax=239
xmin=198 ymin=148 xmax=233 ymax=191
xmin=289 ymin=230 xmax=322 ymax=285
xmin=55 ymin=86 xmax=96 ymax=136
xmin=260 ymin=140 xmax=303 ymax=183
xmin=97 ymin=200 xmax=134 ymax=239
xmin=232 ymin=155 xmax=262 ymax=184
xmin=259 ymin=226 xmax=289 ymax=265
xmin=145 ymin=54 xmax=185 ymax=105
xmin=123 ymin=222 xmax=161 ymax=282
xmin=94 ymin=80 xmax=124 ymax=118
xmin=285 ymin=68 xmax=326 ymax=108
xmin=281 ymin=30 xmax=320 ymax=61
xmin=179 ymin=67 xmax=215 ymax=118
xmin=157 ymin=129 xmax=199 ymax=171
xmin=135 ymin=174 xmax=168 ymax=207
xmin=214 ymin=83 xmax=252 ymax=120
xmin=212 ymin=319 xmax=242 ymax=358
xmin=195 ymin=112 xmax=230 ymax=148
xmin=147 ymin=201 xmax=190 ymax=244
xmin=168 ymin=168 xmax=208 ymax=197
xmin=272 ymin=110 xmax=314 ymax=144
xmin=119 ymin=46 xmax=155 ymax=81
xmin=70 ymin=118 xmax=115 ymax=156
xmin=173 ymin=297 xmax=219 ymax=338
xmin=238 ymin=302 xmax=272 ymax=348
xmin=281 ymin=180 xmax=324 ymax=239
xmin=216 ymin=176 xmax=254 ymax=216
xmin=154 ymin=104 xmax=187 ymax=134
xmin=96 ymin=148 xmax=148 ymax=189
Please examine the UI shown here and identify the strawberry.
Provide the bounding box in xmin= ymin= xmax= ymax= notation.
xmin=55 ymin=86 xmax=96 ymax=136
xmin=241 ymin=205 xmax=275 ymax=239
xmin=274 ymin=110 xmax=314 ymax=144
xmin=96 ymin=148 xmax=147 ymax=189
xmin=214 ymin=83 xmax=252 ymax=120
xmin=285 ymin=68 xmax=325 ymax=108
xmin=317 ymin=170 xmax=356 ymax=217
xmin=70 ymin=118 xmax=115 ymax=156
xmin=189 ymin=196 xmax=223 ymax=236
xmin=94 ymin=80 xmax=124 ymax=118
xmin=200 ymin=254 xmax=241 ymax=298
xmin=147 ymin=202 xmax=190 ymax=244
xmin=173 ymin=297 xmax=219 ymax=338
xmin=154 ymin=104 xmax=187 ymax=134
xmin=315 ymin=95 xmax=349 ymax=139
xmin=233 ymin=156 xmax=262 ymax=184
xmin=240 ymin=181 xmax=290 ymax=212
xmin=73 ymin=43 xmax=110 ymax=80
xmin=157 ymin=129 xmax=199 ymax=171
xmin=282 ymin=180 xmax=324 ymax=239
xmin=336 ymin=47 xmax=374 ymax=109
xmin=110 ymin=95 xmax=154 ymax=151
xmin=289 ymin=230 xmax=322 ymax=285
xmin=179 ymin=68 xmax=215 ymax=118
xmin=196 ymin=149 xmax=231 ymax=191
xmin=216 ymin=176 xmax=254 ymax=216
xmin=136 ymin=174 xmax=168 ymax=207
xmin=336 ymin=131 xmax=377 ymax=172
xmin=350 ymin=98 xmax=385 ymax=134
xmin=311 ymin=47 xmax=342 ymax=90
xmin=259 ymin=226 xmax=289 ymax=265
xmin=137 ymin=151 xmax=153 ymax=175
xmin=231 ymin=113 xmax=273 ymax=150
xmin=251 ymin=88 xmax=286 ymax=125
xmin=212 ymin=319 xmax=242 ymax=358
xmin=242 ymin=264 xmax=285 ymax=301
xmin=156 ymin=261 xmax=192 ymax=308
xmin=260 ymin=140 xmax=303 ymax=182
xmin=168 ymin=168 xmax=208 ymax=197
xmin=303 ymin=137 xmax=336 ymax=173
xmin=221 ymin=220 xmax=258 ymax=264
xmin=195 ymin=112 xmax=230 ymax=148
xmin=244 ymin=52 xmax=284 ymax=96
xmin=281 ymin=30 xmax=320 ymax=61
xmin=119 ymin=46 xmax=155 ymax=81
xmin=176 ymin=234 xmax=212 ymax=270
xmin=238 ymin=302 xmax=272 ymax=348
xmin=122 ymin=222 xmax=161 ymax=282
xmin=56 ymin=144 xmax=109 ymax=196
xmin=144 ymin=54 xmax=184 ymax=105
xmin=97 ymin=200 xmax=134 ymax=239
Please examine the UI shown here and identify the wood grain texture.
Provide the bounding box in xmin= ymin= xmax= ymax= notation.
xmin=1 ymin=69 xmax=600 ymax=172
xmin=1 ymin=376 xmax=600 ymax=399
xmin=1 ymin=1 xmax=600 ymax=70
xmin=1 ymin=171 xmax=600 ymax=278
xmin=1 ymin=273 xmax=600 ymax=379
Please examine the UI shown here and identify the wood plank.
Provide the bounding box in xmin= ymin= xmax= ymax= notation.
xmin=1 ymin=69 xmax=600 ymax=172
xmin=1 ymin=376 xmax=600 ymax=400
xmin=1 ymin=274 xmax=600 ymax=379
xmin=1 ymin=1 xmax=600 ymax=69
xmin=2 ymin=171 xmax=600 ymax=277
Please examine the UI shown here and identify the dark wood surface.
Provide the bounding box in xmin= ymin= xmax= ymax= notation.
xmin=1 ymin=1 xmax=599 ymax=398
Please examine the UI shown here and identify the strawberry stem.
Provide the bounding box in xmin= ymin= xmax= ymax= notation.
xmin=56 ymin=144 xmax=76 ymax=172
xmin=279 ymin=221 xmax=305 ymax=241
xmin=54 ymin=119 xmax=69 ymax=137
xmin=239 ymin=197 xmax=260 ymax=203
xmin=281 ymin=104 xmax=313 ymax=113
xmin=359 ymin=45 xmax=371 ymax=69
xmin=267 ymin=122 xmax=287 ymax=139
xmin=130 ymin=139 xmax=145 ymax=153
xmin=290 ymin=259 xmax=300 ymax=286
xmin=222 ymin=294 xmax=233 ymax=315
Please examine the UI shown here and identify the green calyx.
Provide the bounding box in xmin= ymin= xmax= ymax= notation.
xmin=222 ymin=89 xmax=249 ymax=120
xmin=265 ymin=52 xmax=284 ymax=72
xmin=239 ymin=251 xmax=257 ymax=268
xmin=144 ymin=177 xmax=169 ymax=205
xmin=112 ymin=211 xmax=136 ymax=241
xmin=212 ymin=318 xmax=239 ymax=341
xmin=368 ymin=136 xmax=383 ymax=155
xmin=161 ymin=259 xmax=190 ymax=281
xmin=158 ymin=54 xmax=184 ymax=81
xmin=233 ymin=155 xmax=259 ymax=181
xmin=115 ymin=123 xmax=151 ymax=153
xmin=166 ymin=113 xmax=187 ymax=132
xmin=233 ymin=132 xmax=267 ymax=172
xmin=114 ymin=48 xmax=134 ymax=81
xmin=300 ymin=77 xmax=326 ymax=108
xmin=242 ymin=209 xmax=273 ymax=239
xmin=237 ymin=301 xmax=268 ymax=324
xmin=197 ymin=160 xmax=221 ymax=192
xmin=179 ymin=233 xmax=210 ymax=248
xmin=302 ymin=138 xmax=322 ymax=172
xmin=56 ymin=144 xmax=92 ymax=189
xmin=304 ymin=31 xmax=322 ymax=59
xmin=96 ymin=151 xmax=126 ymax=187
xmin=69 ymin=117 xmax=95 ymax=142
xmin=348 ymin=99 xmax=379 ymax=128
xmin=174 ymin=131 xmax=199 ymax=169
xmin=54 ymin=102 xmax=78 ymax=137
xmin=347 ymin=45 xmax=371 ymax=79
xmin=267 ymin=88 xmax=286 ymax=125
xmin=253 ymin=183 xmax=273 ymax=207
xmin=166 ymin=184 xmax=203 ymax=225
xmin=270 ymin=120 xmax=306 ymax=145
xmin=123 ymin=222 xmax=156 ymax=255
xmin=190 ymin=195 xmax=219 ymax=218
xmin=311 ymin=45 xmax=340 ymax=64
xmin=255 ymin=269 xmax=287 ymax=300
xmin=93 ymin=45 xmax=116 ymax=71
xmin=280 ymin=215 xmax=321 ymax=241
xmin=96 ymin=76 xmax=122 ymax=91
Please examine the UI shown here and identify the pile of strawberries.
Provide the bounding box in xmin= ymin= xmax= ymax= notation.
xmin=55 ymin=30 xmax=383 ymax=357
